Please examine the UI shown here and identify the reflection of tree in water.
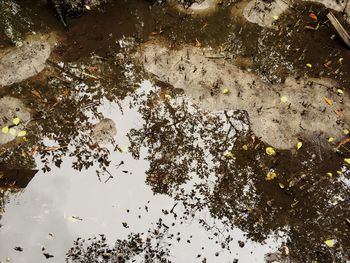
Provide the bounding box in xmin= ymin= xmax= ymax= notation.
xmin=0 ymin=40 xmax=139 ymax=173
xmin=0 ymin=170 xmax=38 ymax=223
xmin=128 ymin=88 xmax=350 ymax=262
xmin=66 ymin=219 xmax=172 ymax=263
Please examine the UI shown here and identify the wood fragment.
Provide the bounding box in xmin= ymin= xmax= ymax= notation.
xmin=327 ymin=12 xmax=350 ymax=49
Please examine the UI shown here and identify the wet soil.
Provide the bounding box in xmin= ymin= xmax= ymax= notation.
xmin=0 ymin=0 xmax=350 ymax=262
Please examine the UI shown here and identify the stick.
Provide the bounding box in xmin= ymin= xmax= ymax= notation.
xmin=327 ymin=12 xmax=350 ymax=49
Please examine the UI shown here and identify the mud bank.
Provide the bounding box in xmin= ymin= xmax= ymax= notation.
xmin=136 ymin=40 xmax=350 ymax=149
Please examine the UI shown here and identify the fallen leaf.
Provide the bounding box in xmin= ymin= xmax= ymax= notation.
xmin=223 ymin=88 xmax=230 ymax=94
xmin=85 ymin=5 xmax=91 ymax=10
xmin=272 ymin=15 xmax=279 ymax=20
xmin=336 ymin=170 xmax=343 ymax=175
xmin=9 ymin=128 xmax=16 ymax=136
xmin=17 ymin=130 xmax=27 ymax=137
xmin=326 ymin=172 xmax=333 ymax=177
xmin=344 ymin=129 xmax=349 ymax=135
xmin=306 ymin=63 xmax=312 ymax=68
xmin=279 ymin=183 xmax=285 ymax=189
xmin=324 ymin=97 xmax=333 ymax=105
xmin=280 ymin=96 xmax=288 ymax=103
xmin=266 ymin=147 xmax=276 ymax=156
xmin=328 ymin=137 xmax=334 ymax=142
xmin=297 ymin=141 xmax=303 ymax=150
xmin=334 ymin=109 xmax=344 ymax=118
xmin=242 ymin=145 xmax=248 ymax=151
xmin=164 ymin=94 xmax=172 ymax=100
xmin=31 ymin=89 xmax=41 ymax=98
xmin=337 ymin=89 xmax=344 ymax=95
xmin=304 ymin=25 xmax=316 ymax=30
xmin=324 ymin=239 xmax=335 ymax=248
xmin=12 ymin=117 xmax=20 ymax=125
xmin=309 ymin=13 xmax=318 ymax=21
xmin=224 ymin=151 xmax=234 ymax=159
xmin=324 ymin=61 xmax=332 ymax=68
xmin=266 ymin=171 xmax=277 ymax=180
xmin=345 ymin=158 xmax=350 ymax=164
xmin=1 ymin=126 xmax=9 ymax=134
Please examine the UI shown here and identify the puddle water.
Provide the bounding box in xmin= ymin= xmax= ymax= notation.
xmin=0 ymin=82 xmax=283 ymax=263
xmin=1 ymin=0 xmax=350 ymax=262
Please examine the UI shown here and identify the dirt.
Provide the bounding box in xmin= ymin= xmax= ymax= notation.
xmin=0 ymin=0 xmax=349 ymax=262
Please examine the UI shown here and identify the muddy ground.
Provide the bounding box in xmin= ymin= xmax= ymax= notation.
xmin=0 ymin=0 xmax=349 ymax=262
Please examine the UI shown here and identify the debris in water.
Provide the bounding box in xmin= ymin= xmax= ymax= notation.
xmin=14 ymin=246 xmax=23 ymax=252
xmin=43 ymin=252 xmax=54 ymax=259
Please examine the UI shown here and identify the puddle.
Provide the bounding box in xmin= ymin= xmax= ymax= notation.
xmin=0 ymin=83 xmax=283 ymax=263
xmin=0 ymin=0 xmax=350 ymax=262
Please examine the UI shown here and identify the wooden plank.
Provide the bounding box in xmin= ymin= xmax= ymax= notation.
xmin=327 ymin=12 xmax=350 ymax=49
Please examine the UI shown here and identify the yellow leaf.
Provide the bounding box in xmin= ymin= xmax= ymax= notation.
xmin=9 ymin=128 xmax=16 ymax=136
xmin=306 ymin=63 xmax=312 ymax=68
xmin=328 ymin=137 xmax=334 ymax=142
xmin=17 ymin=130 xmax=27 ymax=137
xmin=224 ymin=151 xmax=234 ymax=159
xmin=324 ymin=239 xmax=335 ymax=248
xmin=223 ymin=88 xmax=230 ymax=94
xmin=279 ymin=183 xmax=285 ymax=189
xmin=266 ymin=171 xmax=277 ymax=180
xmin=324 ymin=97 xmax=333 ymax=105
xmin=297 ymin=141 xmax=302 ymax=150
xmin=119 ymin=146 xmax=128 ymax=153
xmin=280 ymin=96 xmax=288 ymax=103
xmin=336 ymin=170 xmax=343 ymax=175
xmin=242 ymin=145 xmax=248 ymax=151
xmin=344 ymin=158 xmax=350 ymax=164
xmin=326 ymin=172 xmax=333 ymax=177
xmin=272 ymin=15 xmax=279 ymax=20
xmin=85 ymin=5 xmax=91 ymax=10
xmin=1 ymin=126 xmax=9 ymax=134
xmin=12 ymin=117 xmax=20 ymax=125
xmin=164 ymin=94 xmax=172 ymax=100
xmin=337 ymin=89 xmax=344 ymax=95
xmin=344 ymin=129 xmax=349 ymax=135
xmin=266 ymin=147 xmax=276 ymax=156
